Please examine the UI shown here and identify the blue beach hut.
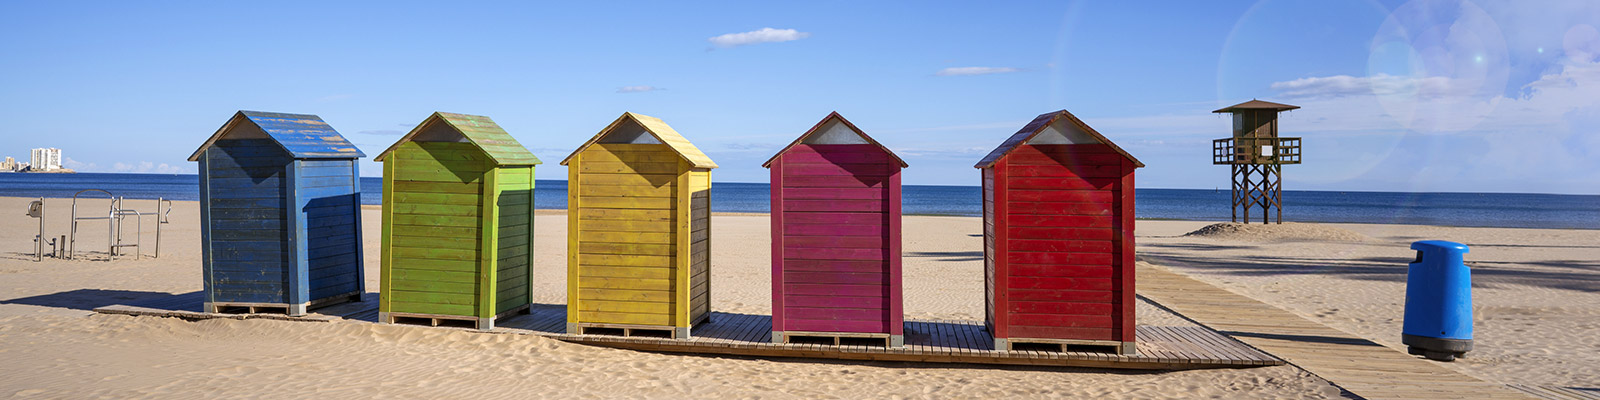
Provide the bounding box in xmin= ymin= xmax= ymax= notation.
xmin=188 ymin=111 xmax=367 ymax=315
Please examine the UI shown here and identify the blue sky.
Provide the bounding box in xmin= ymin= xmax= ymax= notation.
xmin=1 ymin=1 xmax=1596 ymax=194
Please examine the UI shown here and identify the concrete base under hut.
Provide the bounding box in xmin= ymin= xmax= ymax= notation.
xmin=381 ymin=304 xmax=532 ymax=331
xmin=995 ymin=337 xmax=1136 ymax=355
xmin=204 ymin=291 xmax=363 ymax=317
xmin=571 ymin=323 xmax=687 ymax=339
xmin=774 ymin=331 xmax=904 ymax=348
xmin=570 ymin=313 xmax=709 ymax=340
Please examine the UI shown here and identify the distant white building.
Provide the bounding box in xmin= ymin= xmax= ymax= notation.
xmin=30 ymin=148 xmax=61 ymax=171
xmin=0 ymin=156 xmax=13 ymax=171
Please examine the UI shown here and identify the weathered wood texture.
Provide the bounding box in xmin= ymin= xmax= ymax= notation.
xmin=770 ymin=141 xmax=904 ymax=337
xmin=567 ymin=143 xmax=712 ymax=330
xmin=194 ymin=111 xmax=365 ymax=314
xmin=378 ymin=113 xmax=538 ymax=326
xmin=189 ymin=110 xmax=366 ymax=161
xmin=203 ymin=139 xmax=291 ymax=305
xmin=981 ymin=117 xmax=1140 ymax=349
xmin=96 ymin=293 xmax=1283 ymax=371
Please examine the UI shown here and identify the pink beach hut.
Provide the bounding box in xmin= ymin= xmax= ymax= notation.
xmin=764 ymin=112 xmax=908 ymax=347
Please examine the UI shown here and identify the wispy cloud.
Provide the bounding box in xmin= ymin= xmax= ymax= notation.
xmin=708 ymin=28 xmax=810 ymax=49
xmin=935 ymin=67 xmax=1020 ymax=76
xmin=875 ymin=121 xmax=1029 ymax=135
xmin=1264 ymin=59 xmax=1600 ymax=135
xmin=528 ymin=147 xmax=573 ymax=155
xmin=894 ymin=146 xmax=992 ymax=158
xmin=617 ymin=85 xmax=662 ymax=93
xmin=722 ymin=142 xmax=779 ymax=151
xmin=62 ymin=157 xmax=95 ymax=171
xmin=1269 ymin=74 xmax=1461 ymax=100
xmin=112 ymin=161 xmax=188 ymax=174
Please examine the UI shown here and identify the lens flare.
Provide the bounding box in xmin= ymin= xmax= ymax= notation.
xmin=1368 ymin=0 xmax=1509 ymax=134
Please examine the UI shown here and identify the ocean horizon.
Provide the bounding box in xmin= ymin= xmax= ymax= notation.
xmin=2 ymin=172 xmax=1596 ymax=230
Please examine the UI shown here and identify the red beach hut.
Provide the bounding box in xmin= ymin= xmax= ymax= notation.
xmin=765 ymin=112 xmax=908 ymax=347
xmin=975 ymin=110 xmax=1143 ymax=354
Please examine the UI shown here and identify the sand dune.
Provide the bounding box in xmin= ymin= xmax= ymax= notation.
xmin=9 ymin=196 xmax=1595 ymax=397
xmin=1182 ymin=222 xmax=1373 ymax=242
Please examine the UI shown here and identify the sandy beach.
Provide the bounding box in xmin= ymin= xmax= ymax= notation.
xmin=1138 ymin=221 xmax=1600 ymax=388
xmin=1 ymin=196 xmax=1594 ymax=398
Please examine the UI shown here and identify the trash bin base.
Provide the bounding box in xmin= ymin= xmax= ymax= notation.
xmin=1403 ymin=334 xmax=1471 ymax=361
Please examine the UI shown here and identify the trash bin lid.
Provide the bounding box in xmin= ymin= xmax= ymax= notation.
xmin=1411 ymin=240 xmax=1469 ymax=253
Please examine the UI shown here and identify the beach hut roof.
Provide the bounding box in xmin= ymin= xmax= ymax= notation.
xmin=373 ymin=112 xmax=542 ymax=165
xmin=761 ymin=112 xmax=907 ymax=168
xmin=188 ymin=110 xmax=366 ymax=161
xmin=1212 ymin=99 xmax=1300 ymax=113
xmin=973 ymin=109 xmax=1144 ymax=169
xmin=559 ymin=112 xmax=717 ymax=168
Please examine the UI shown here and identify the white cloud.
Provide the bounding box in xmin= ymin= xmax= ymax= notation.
xmin=1232 ymin=58 xmax=1600 ymax=192
xmin=935 ymin=67 xmax=1020 ymax=76
xmin=617 ymin=85 xmax=662 ymax=93
xmin=112 ymin=161 xmax=188 ymax=174
xmin=722 ymin=142 xmax=777 ymax=151
xmin=894 ymin=146 xmax=991 ymax=158
xmin=875 ymin=120 xmax=1029 ymax=135
xmin=1269 ymin=74 xmax=1462 ymax=100
xmin=877 ymin=113 xmax=1221 ymax=138
xmin=62 ymin=157 xmax=96 ymax=171
xmin=1264 ymin=59 xmax=1600 ymax=136
xmin=707 ymin=28 xmax=810 ymax=48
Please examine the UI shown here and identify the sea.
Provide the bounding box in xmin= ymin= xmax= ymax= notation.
xmin=2 ymin=172 xmax=1596 ymax=230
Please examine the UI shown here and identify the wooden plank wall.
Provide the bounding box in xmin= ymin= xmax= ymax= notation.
xmin=204 ymin=138 xmax=291 ymax=304
xmin=494 ymin=166 xmax=535 ymax=315
xmin=993 ymin=144 xmax=1132 ymax=342
xmin=570 ymin=143 xmax=685 ymax=327
xmin=382 ymin=141 xmax=490 ymax=317
xmin=297 ymin=159 xmax=362 ymax=302
xmin=982 ymin=167 xmax=996 ymax=335
xmin=687 ymin=169 xmax=711 ymax=324
xmin=773 ymin=144 xmax=898 ymax=334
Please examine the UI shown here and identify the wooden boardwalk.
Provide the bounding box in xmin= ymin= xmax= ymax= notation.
xmin=1137 ymin=263 xmax=1534 ymax=399
xmin=94 ymin=291 xmax=1278 ymax=370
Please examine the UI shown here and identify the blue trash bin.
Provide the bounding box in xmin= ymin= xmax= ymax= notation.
xmin=1402 ymin=240 xmax=1473 ymax=361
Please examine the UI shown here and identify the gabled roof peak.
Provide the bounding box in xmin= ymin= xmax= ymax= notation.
xmin=373 ymin=112 xmax=541 ymax=165
xmin=560 ymin=112 xmax=717 ymax=168
xmin=188 ymin=110 xmax=365 ymax=162
xmin=973 ymin=110 xmax=1144 ymax=169
xmin=762 ymin=112 xmax=907 ymax=168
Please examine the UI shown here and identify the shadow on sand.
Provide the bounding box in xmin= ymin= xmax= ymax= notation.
xmin=0 ymin=289 xmax=194 ymax=311
xmin=905 ymin=251 xmax=984 ymax=262
xmin=1140 ymin=242 xmax=1600 ymax=293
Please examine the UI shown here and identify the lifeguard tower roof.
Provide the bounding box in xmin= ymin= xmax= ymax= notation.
xmin=1212 ymin=100 xmax=1300 ymax=113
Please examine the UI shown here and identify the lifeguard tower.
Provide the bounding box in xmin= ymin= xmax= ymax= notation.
xmin=1212 ymin=100 xmax=1301 ymax=224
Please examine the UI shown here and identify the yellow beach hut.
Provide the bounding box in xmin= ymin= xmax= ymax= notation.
xmin=562 ymin=112 xmax=717 ymax=339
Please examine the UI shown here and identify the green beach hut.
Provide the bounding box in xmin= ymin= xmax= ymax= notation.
xmin=375 ymin=112 xmax=541 ymax=330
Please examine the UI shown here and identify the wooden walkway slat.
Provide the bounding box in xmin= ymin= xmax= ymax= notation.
xmin=1137 ymin=263 xmax=1534 ymax=399
xmin=91 ymin=291 xmax=1280 ymax=370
